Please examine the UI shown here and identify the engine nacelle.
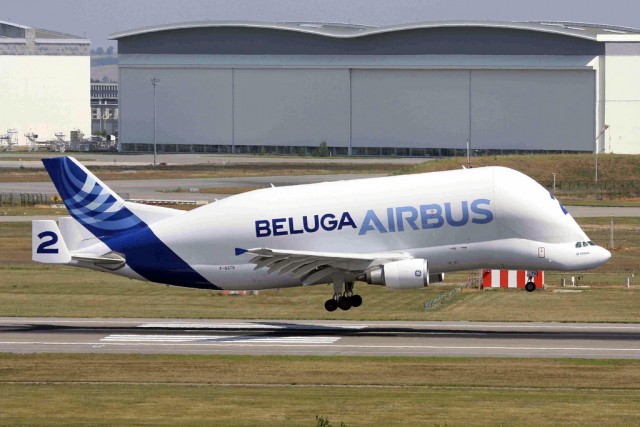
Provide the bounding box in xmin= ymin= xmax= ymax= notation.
xmin=365 ymin=259 xmax=432 ymax=289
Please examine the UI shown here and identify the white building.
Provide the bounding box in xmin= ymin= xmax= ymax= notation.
xmin=0 ymin=21 xmax=90 ymax=146
xmin=111 ymin=21 xmax=640 ymax=155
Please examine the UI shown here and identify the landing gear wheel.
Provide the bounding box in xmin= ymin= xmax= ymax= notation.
xmin=326 ymin=279 xmax=362 ymax=311
xmin=525 ymin=282 xmax=536 ymax=292
xmin=324 ymin=299 xmax=338 ymax=312
xmin=350 ymin=294 xmax=363 ymax=308
xmin=338 ymin=296 xmax=352 ymax=311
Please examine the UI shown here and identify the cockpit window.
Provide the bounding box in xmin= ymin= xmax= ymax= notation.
xmin=588 ymin=241 xmax=596 ymax=246
xmin=583 ymin=242 xmax=589 ymax=247
xmin=575 ymin=242 xmax=582 ymax=248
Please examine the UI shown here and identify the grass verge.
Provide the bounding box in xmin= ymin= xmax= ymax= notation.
xmin=0 ymin=162 xmax=397 ymax=183
xmin=1 ymin=354 xmax=640 ymax=426
xmin=395 ymin=154 xmax=640 ymax=184
xmin=397 ymin=154 xmax=640 ymax=204
xmin=0 ymin=218 xmax=639 ymax=321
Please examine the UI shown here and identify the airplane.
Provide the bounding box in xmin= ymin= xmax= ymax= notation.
xmin=33 ymin=157 xmax=611 ymax=312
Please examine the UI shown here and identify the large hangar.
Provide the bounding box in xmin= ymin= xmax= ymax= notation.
xmin=111 ymin=21 xmax=640 ymax=155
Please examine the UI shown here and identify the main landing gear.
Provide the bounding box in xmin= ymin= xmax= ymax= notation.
xmin=324 ymin=280 xmax=363 ymax=312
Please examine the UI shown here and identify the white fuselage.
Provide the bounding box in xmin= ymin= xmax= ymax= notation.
xmin=105 ymin=166 xmax=610 ymax=290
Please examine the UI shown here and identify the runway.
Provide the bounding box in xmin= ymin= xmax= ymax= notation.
xmin=2 ymin=318 xmax=640 ymax=359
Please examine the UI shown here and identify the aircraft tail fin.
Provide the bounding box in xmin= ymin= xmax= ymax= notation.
xmin=42 ymin=157 xmax=148 ymax=239
xmin=32 ymin=220 xmax=72 ymax=264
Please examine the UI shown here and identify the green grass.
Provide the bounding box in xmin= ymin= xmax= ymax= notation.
xmin=396 ymin=154 xmax=640 ymax=184
xmin=2 ymin=354 xmax=640 ymax=426
xmin=1 ymin=218 xmax=639 ymax=321
xmin=397 ymin=154 xmax=640 ymax=203
xmin=558 ymin=198 xmax=640 ymax=207
xmin=0 ymin=161 xmax=398 ymax=183
xmin=0 ymin=205 xmax=71 ymax=216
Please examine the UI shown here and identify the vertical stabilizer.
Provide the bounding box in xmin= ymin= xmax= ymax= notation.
xmin=42 ymin=157 xmax=147 ymax=239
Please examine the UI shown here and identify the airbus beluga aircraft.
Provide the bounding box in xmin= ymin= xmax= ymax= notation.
xmin=33 ymin=157 xmax=610 ymax=312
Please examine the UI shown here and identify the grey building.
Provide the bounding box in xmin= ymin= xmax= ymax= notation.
xmin=91 ymin=82 xmax=119 ymax=135
xmin=111 ymin=21 xmax=640 ymax=155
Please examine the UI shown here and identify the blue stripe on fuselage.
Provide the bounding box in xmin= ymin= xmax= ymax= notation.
xmin=42 ymin=157 xmax=216 ymax=290
xmin=104 ymin=226 xmax=219 ymax=290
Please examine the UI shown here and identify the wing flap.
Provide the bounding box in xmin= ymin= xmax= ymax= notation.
xmin=301 ymin=267 xmax=337 ymax=286
xmin=241 ymin=247 xmax=411 ymax=285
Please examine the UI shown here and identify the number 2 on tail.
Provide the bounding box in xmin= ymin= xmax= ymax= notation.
xmin=37 ymin=231 xmax=59 ymax=254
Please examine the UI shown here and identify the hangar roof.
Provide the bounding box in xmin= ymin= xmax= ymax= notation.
xmin=110 ymin=20 xmax=640 ymax=42
xmin=0 ymin=20 xmax=88 ymax=42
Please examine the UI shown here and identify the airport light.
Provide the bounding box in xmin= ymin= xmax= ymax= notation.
xmin=595 ymin=124 xmax=609 ymax=185
xmin=151 ymin=78 xmax=160 ymax=166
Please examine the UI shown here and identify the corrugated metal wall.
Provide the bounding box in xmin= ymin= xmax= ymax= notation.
xmin=233 ymin=69 xmax=350 ymax=146
xmin=119 ymin=67 xmax=595 ymax=152
xmin=469 ymin=70 xmax=595 ymax=151
xmin=351 ymin=70 xmax=470 ymax=148
xmin=119 ymin=68 xmax=233 ymax=146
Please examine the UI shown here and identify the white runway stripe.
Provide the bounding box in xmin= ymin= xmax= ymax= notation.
xmin=138 ymin=322 xmax=365 ymax=330
xmin=101 ymin=334 xmax=340 ymax=344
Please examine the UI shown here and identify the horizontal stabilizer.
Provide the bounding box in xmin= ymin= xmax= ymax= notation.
xmin=32 ymin=220 xmax=71 ymax=264
xmin=72 ymin=251 xmax=126 ymax=270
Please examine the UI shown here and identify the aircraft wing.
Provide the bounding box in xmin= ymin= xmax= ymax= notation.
xmin=241 ymin=247 xmax=411 ymax=285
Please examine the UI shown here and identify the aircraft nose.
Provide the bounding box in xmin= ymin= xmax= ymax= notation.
xmin=598 ymin=246 xmax=612 ymax=264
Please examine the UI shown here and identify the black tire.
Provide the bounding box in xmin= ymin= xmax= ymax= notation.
xmin=351 ymin=294 xmax=363 ymax=308
xmin=338 ymin=297 xmax=352 ymax=311
xmin=324 ymin=299 xmax=338 ymax=312
xmin=525 ymin=282 xmax=536 ymax=292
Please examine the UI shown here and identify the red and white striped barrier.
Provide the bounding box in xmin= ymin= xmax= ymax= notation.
xmin=482 ymin=270 xmax=544 ymax=290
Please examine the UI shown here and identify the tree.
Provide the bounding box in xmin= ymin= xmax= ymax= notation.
xmin=95 ymin=47 xmax=104 ymax=55
xmin=315 ymin=141 xmax=330 ymax=157
xmin=106 ymin=46 xmax=115 ymax=55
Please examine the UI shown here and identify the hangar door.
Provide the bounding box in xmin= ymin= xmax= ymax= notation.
xmin=234 ymin=69 xmax=350 ymax=147
xmin=351 ymin=69 xmax=595 ymax=151
xmin=119 ymin=68 xmax=233 ymax=146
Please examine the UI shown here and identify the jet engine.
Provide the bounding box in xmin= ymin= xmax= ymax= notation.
xmin=364 ymin=259 xmax=444 ymax=289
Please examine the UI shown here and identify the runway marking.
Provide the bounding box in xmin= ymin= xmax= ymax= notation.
xmin=3 ymin=319 xmax=640 ymax=332
xmin=3 ymin=340 xmax=640 ymax=354
xmin=138 ymin=322 xmax=366 ymax=330
xmin=100 ymin=335 xmax=340 ymax=344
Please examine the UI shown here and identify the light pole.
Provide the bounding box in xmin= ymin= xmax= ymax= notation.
xmin=466 ymin=138 xmax=471 ymax=168
xmin=595 ymin=124 xmax=609 ymax=185
xmin=151 ymin=78 xmax=160 ymax=166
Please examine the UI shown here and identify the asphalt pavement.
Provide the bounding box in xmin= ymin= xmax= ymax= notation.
xmin=2 ymin=318 xmax=640 ymax=359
